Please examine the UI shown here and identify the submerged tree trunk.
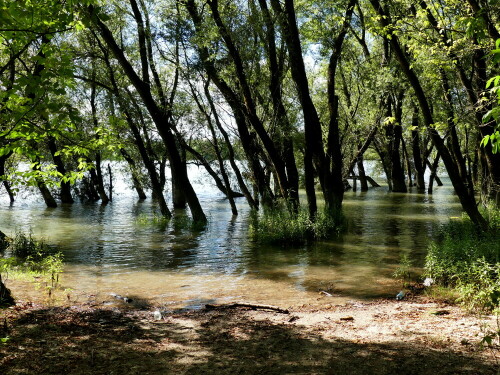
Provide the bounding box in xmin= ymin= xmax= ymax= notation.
xmin=370 ymin=0 xmax=487 ymax=230
xmin=120 ymin=148 xmax=147 ymax=200
xmin=90 ymin=4 xmax=206 ymax=223
xmin=411 ymin=107 xmax=426 ymax=192
xmin=203 ymin=79 xmax=257 ymax=210
xmin=356 ymin=153 xmax=369 ymax=192
xmin=32 ymin=156 xmax=57 ymax=208
xmin=172 ymin=138 xmax=187 ymax=209
xmin=389 ymin=93 xmax=407 ymax=193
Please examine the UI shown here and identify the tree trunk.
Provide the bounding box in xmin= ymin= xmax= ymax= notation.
xmin=120 ymin=148 xmax=147 ymax=200
xmin=0 ymin=244 xmax=13 ymax=306
xmin=172 ymin=138 xmax=187 ymax=209
xmin=32 ymin=157 xmax=57 ymax=208
xmin=207 ymin=0 xmax=293 ymax=204
xmin=90 ymin=5 xmax=206 ymax=223
xmin=389 ymin=92 xmax=407 ymax=193
xmin=428 ymin=153 xmax=441 ymax=194
xmin=411 ymin=107 xmax=426 ymax=192
xmin=370 ymin=0 xmax=487 ymax=230
xmin=356 ymin=152 xmax=369 ymax=192
xmin=0 ymin=153 xmax=15 ymax=203
xmin=124 ymin=113 xmax=171 ymax=217
xmin=0 ymin=273 xmax=14 ymax=307
xmin=203 ymin=80 xmax=257 ymax=209
xmin=47 ymin=137 xmax=74 ymax=203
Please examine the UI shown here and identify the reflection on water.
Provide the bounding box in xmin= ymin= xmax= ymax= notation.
xmin=0 ymin=167 xmax=462 ymax=309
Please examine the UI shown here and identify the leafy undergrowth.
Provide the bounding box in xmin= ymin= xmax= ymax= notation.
xmin=0 ymin=300 xmax=498 ymax=375
xmin=424 ymin=206 xmax=500 ymax=312
xmin=250 ymin=206 xmax=343 ymax=245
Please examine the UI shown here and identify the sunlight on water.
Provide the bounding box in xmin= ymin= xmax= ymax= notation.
xmin=0 ymin=164 xmax=463 ymax=309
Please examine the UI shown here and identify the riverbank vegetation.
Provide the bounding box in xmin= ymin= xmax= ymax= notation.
xmin=250 ymin=205 xmax=343 ymax=244
xmin=0 ymin=231 xmax=63 ymax=307
xmin=424 ymin=207 xmax=500 ymax=312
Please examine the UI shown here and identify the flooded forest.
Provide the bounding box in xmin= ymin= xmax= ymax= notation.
xmin=0 ymin=0 xmax=499 ymax=374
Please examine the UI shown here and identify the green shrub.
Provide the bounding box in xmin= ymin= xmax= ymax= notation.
xmin=10 ymin=230 xmax=55 ymax=260
xmin=0 ymin=230 xmax=64 ymax=293
xmin=424 ymin=206 xmax=500 ymax=311
xmin=250 ymin=205 xmax=343 ymax=245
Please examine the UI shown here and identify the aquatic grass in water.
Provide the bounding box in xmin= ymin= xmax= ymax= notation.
xmin=136 ymin=212 xmax=206 ymax=232
xmin=424 ymin=206 xmax=500 ymax=311
xmin=0 ymin=230 xmax=64 ymax=303
xmin=136 ymin=213 xmax=170 ymax=226
xmin=250 ymin=206 xmax=343 ymax=245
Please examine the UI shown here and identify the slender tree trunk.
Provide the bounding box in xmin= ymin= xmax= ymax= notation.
xmin=374 ymin=139 xmax=393 ymax=191
xmin=90 ymin=76 xmax=109 ymax=205
xmin=172 ymin=138 xmax=187 ymax=209
xmin=411 ymin=107 xmax=425 ymax=191
xmin=47 ymin=137 xmax=74 ymax=203
xmin=207 ymin=0 xmax=292 ymax=203
xmin=0 ymin=153 xmax=15 ymax=203
xmin=90 ymin=5 xmax=206 ymax=223
xmin=120 ymin=148 xmax=147 ymax=199
xmin=370 ymin=0 xmax=487 ymax=229
xmin=428 ymin=153 xmax=441 ymax=194
xmin=258 ymin=0 xmax=299 ymax=211
xmin=124 ymin=113 xmax=171 ymax=217
xmin=356 ymin=153 xmax=369 ymax=192
xmin=390 ymin=92 xmax=407 ymax=193
xmin=189 ymin=81 xmax=238 ymax=214
xmin=402 ymin=137 xmax=413 ymax=188
xmin=33 ymin=158 xmax=57 ymax=208
xmin=203 ymin=80 xmax=256 ymax=209
xmin=107 ymin=164 xmax=113 ymax=202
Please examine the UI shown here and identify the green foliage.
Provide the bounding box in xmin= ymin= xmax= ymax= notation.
xmin=250 ymin=205 xmax=342 ymax=245
xmin=481 ymin=39 xmax=500 ymax=154
xmin=424 ymin=206 xmax=500 ymax=311
xmin=0 ymin=230 xmax=63 ymax=281
xmin=392 ymin=254 xmax=413 ymax=287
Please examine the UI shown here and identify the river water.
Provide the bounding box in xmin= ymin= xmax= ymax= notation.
xmin=0 ymin=165 xmax=461 ymax=310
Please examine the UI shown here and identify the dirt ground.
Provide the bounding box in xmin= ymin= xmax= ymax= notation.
xmin=1 ymin=290 xmax=499 ymax=375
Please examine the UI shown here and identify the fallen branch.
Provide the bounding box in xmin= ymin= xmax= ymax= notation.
xmin=204 ymin=303 xmax=289 ymax=314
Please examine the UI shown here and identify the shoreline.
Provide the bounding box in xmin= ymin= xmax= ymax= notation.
xmin=1 ymin=292 xmax=498 ymax=374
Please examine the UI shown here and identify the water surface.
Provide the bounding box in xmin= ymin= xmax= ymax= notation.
xmin=0 ymin=167 xmax=461 ymax=309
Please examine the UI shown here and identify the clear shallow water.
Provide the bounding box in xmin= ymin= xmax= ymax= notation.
xmin=0 ymin=166 xmax=462 ymax=309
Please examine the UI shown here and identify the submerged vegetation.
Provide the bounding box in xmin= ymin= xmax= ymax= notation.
xmin=0 ymin=231 xmax=63 ymax=306
xmin=424 ymin=207 xmax=500 ymax=312
xmin=250 ymin=205 xmax=343 ymax=245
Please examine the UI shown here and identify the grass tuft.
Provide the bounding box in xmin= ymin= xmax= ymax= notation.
xmin=424 ymin=205 xmax=500 ymax=312
xmin=250 ymin=205 xmax=343 ymax=245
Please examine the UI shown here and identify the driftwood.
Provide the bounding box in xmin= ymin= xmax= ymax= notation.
xmin=204 ymin=303 xmax=289 ymax=314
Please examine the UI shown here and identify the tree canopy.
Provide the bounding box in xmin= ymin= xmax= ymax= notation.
xmin=1 ymin=0 xmax=499 ymax=229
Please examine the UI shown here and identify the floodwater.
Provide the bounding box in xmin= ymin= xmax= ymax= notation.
xmin=0 ymin=165 xmax=461 ymax=309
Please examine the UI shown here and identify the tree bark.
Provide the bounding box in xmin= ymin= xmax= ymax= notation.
xmin=33 ymin=158 xmax=57 ymax=208
xmin=120 ymin=148 xmax=147 ymax=200
xmin=370 ymin=0 xmax=487 ymax=230
xmin=47 ymin=137 xmax=74 ymax=203
xmin=0 ymin=273 xmax=14 ymax=307
xmin=411 ymin=106 xmax=425 ymax=191
xmin=89 ymin=5 xmax=206 ymax=223
xmin=0 ymin=152 xmax=15 ymax=203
